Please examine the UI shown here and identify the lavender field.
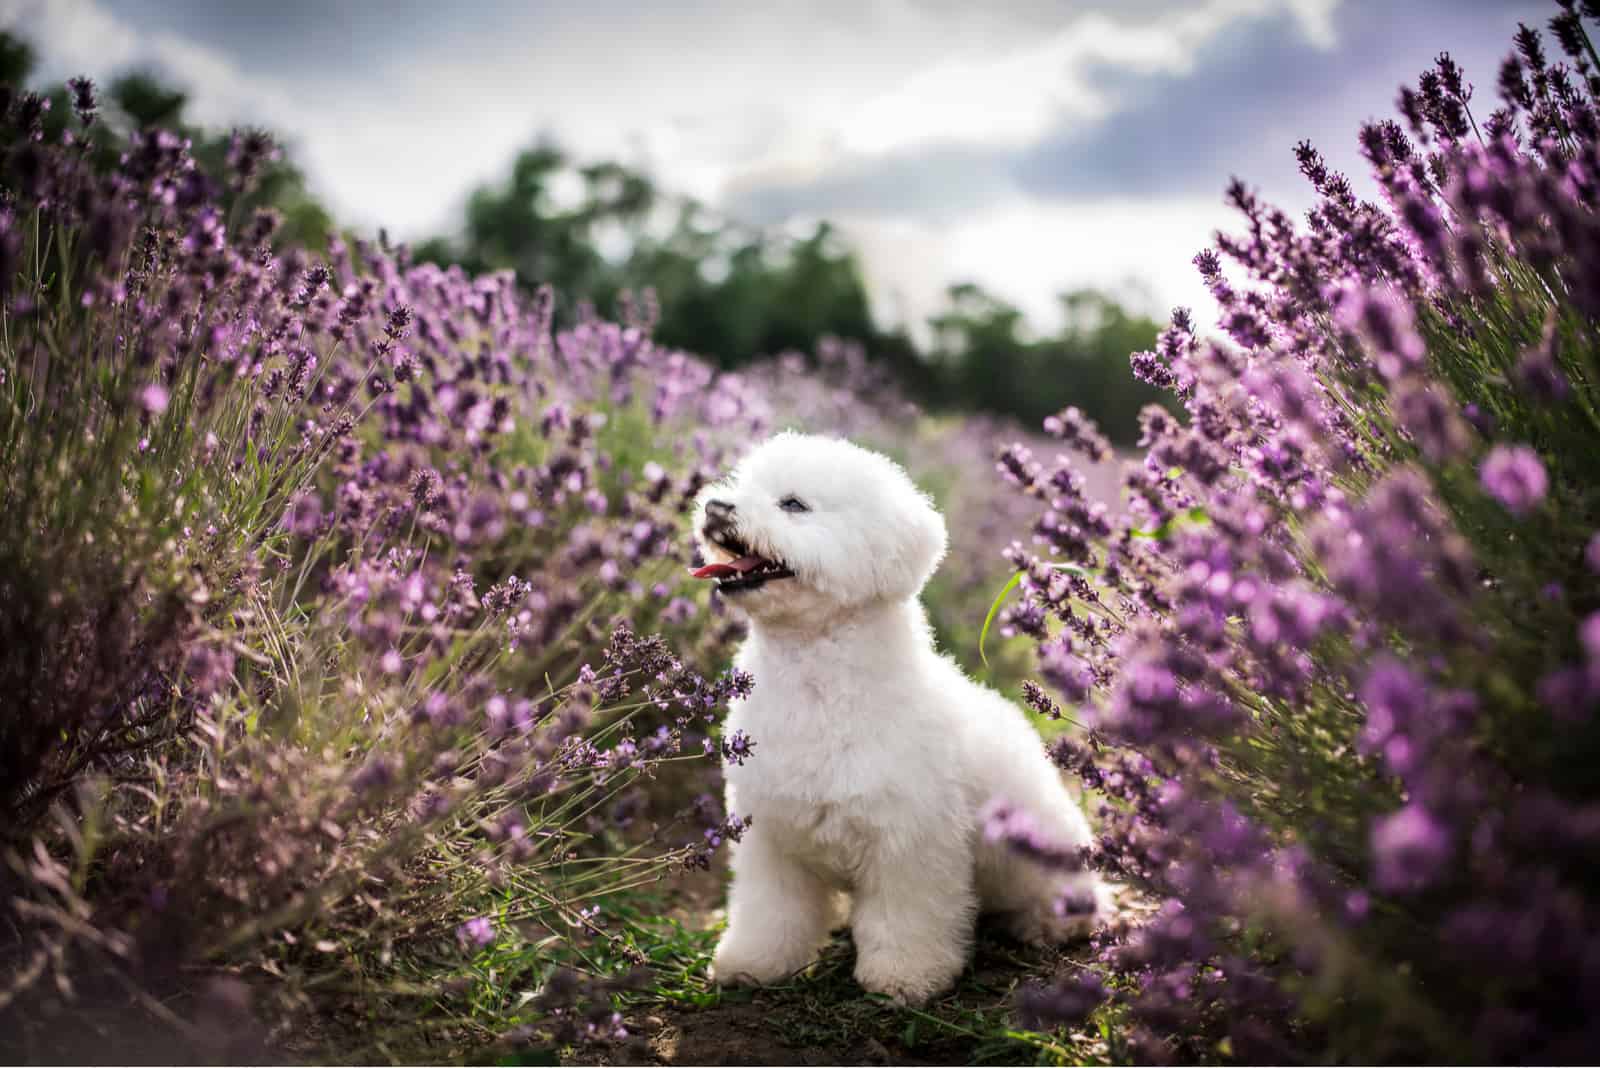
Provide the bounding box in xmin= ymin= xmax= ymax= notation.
xmin=4 ymin=3 xmax=1600 ymax=1065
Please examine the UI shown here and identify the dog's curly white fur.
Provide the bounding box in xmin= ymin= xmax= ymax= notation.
xmin=693 ymin=433 xmax=1103 ymax=1005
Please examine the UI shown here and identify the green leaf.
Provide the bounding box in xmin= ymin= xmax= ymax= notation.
xmin=978 ymin=570 xmax=1026 ymax=669
xmin=1130 ymin=505 xmax=1211 ymax=540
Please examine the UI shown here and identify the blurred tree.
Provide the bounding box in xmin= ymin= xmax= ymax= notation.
xmin=414 ymin=144 xmax=616 ymax=300
xmin=0 ymin=31 xmax=33 ymax=87
xmin=416 ymin=145 xmax=926 ymax=371
xmin=927 ymin=283 xmax=1167 ymax=443
xmin=109 ymin=70 xmax=186 ymax=129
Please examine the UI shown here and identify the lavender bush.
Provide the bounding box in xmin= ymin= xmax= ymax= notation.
xmin=999 ymin=5 xmax=1600 ymax=1062
xmin=0 ymin=82 xmax=792 ymax=1060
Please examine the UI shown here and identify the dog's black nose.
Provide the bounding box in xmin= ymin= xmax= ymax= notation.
xmin=705 ymin=499 xmax=736 ymax=522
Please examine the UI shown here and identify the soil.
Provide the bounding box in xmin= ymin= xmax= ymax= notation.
xmin=616 ymin=1003 xmax=913 ymax=1067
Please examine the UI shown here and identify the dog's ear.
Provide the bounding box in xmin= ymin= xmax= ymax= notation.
xmin=881 ymin=483 xmax=948 ymax=601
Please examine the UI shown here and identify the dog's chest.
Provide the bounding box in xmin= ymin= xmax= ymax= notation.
xmin=724 ymin=687 xmax=937 ymax=887
xmin=764 ymin=800 xmax=872 ymax=886
xmin=725 ymin=689 xmax=907 ymax=807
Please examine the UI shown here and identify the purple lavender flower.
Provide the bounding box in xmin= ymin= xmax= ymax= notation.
xmin=1371 ymin=804 xmax=1452 ymax=893
xmin=282 ymin=492 xmax=324 ymax=537
xmin=1478 ymin=444 xmax=1548 ymax=516
xmin=351 ymin=754 xmax=397 ymax=795
xmin=1580 ymin=612 xmax=1600 ymax=663
xmin=982 ymin=798 xmax=1086 ymax=870
xmin=1038 ymin=637 xmax=1093 ymax=703
xmin=997 ymin=15 xmax=1600 ymax=1061
xmin=1016 ymin=971 xmax=1108 ymax=1031
xmin=138 ymin=383 xmax=170 ymax=414
xmin=719 ymin=730 xmax=755 ymax=766
xmin=456 ymin=916 xmax=495 ymax=949
xmin=1359 ymin=658 xmax=1430 ymax=773
xmin=1392 ymin=382 xmax=1470 ymax=463
xmin=1337 ymin=287 xmax=1426 ymax=380
xmin=1042 ymin=406 xmax=1112 ymax=462
xmin=65 ymin=76 xmax=97 ymax=127
xmin=1515 ymin=344 xmax=1570 ymax=402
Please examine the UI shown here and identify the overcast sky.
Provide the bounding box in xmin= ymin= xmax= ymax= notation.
xmin=3 ymin=0 xmax=1551 ymax=334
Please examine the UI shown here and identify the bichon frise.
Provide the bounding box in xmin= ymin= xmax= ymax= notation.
xmin=690 ymin=433 xmax=1103 ymax=1005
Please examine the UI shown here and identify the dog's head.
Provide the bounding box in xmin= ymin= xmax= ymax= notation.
xmin=690 ymin=433 xmax=948 ymax=621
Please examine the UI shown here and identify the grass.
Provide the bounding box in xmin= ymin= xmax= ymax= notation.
xmin=436 ymin=866 xmax=1133 ymax=1067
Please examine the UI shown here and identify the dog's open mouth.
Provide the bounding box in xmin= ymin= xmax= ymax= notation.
xmin=690 ymin=531 xmax=795 ymax=593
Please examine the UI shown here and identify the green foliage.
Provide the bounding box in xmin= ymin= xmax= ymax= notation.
xmin=0 ymin=31 xmax=33 ymax=87
xmin=415 ymin=144 xmax=935 ymax=390
xmin=108 ymin=70 xmax=187 ymax=129
xmin=930 ymin=286 xmax=1170 ymax=443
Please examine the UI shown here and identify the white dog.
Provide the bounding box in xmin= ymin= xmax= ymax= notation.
xmin=690 ymin=433 xmax=1102 ymax=1005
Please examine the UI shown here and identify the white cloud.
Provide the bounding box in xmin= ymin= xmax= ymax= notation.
xmin=708 ymin=0 xmax=1342 ymax=296
xmin=841 ymin=0 xmax=1273 ymax=156
xmin=757 ymin=0 xmax=1342 ymax=170
xmin=839 ymin=192 xmax=1232 ymax=344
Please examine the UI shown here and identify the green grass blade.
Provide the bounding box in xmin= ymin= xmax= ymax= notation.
xmin=978 ymin=570 xmax=1025 ymax=669
xmin=1130 ymin=505 xmax=1211 ymax=540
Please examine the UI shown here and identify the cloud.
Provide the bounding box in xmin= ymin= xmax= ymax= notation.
xmin=714 ymin=0 xmax=1549 ymax=331
xmin=723 ymin=145 xmax=1010 ymax=225
xmin=723 ymin=0 xmax=1546 ymax=224
xmin=835 ymin=0 xmax=1337 ymax=157
xmin=719 ymin=0 xmax=1334 ymax=222
xmin=1014 ymin=0 xmax=1547 ymax=201
xmin=4 ymin=0 xmax=550 ymax=233
xmin=2 ymin=0 xmax=1559 ymax=329
xmin=718 ymin=0 xmax=1335 ymax=223
xmin=839 ymin=193 xmax=1225 ymax=340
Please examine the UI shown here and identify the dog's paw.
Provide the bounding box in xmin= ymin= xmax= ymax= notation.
xmin=1004 ymin=879 xmax=1111 ymax=946
xmin=708 ymin=955 xmax=767 ymax=987
xmin=1003 ymin=907 xmax=1097 ymax=946
xmin=706 ymin=960 xmax=757 ymax=987
xmin=853 ymin=954 xmax=959 ymax=1007
xmin=710 ymin=942 xmax=802 ymax=987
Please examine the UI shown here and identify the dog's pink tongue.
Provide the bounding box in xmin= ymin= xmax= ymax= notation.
xmin=690 ymin=555 xmax=765 ymax=579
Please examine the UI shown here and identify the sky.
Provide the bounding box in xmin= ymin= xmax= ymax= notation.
xmin=1 ymin=0 xmax=1553 ymax=335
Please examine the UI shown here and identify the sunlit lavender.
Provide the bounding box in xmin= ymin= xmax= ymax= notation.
xmin=996 ymin=7 xmax=1600 ymax=1062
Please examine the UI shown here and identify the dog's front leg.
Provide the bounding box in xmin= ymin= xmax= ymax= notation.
xmin=711 ymin=825 xmax=838 ymax=985
xmin=849 ymin=835 xmax=975 ymax=1006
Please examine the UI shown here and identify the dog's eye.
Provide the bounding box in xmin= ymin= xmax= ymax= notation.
xmin=778 ymin=495 xmax=810 ymax=513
